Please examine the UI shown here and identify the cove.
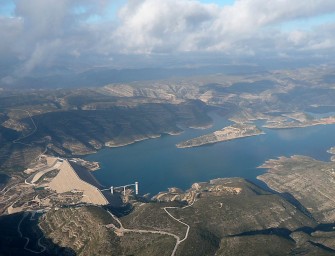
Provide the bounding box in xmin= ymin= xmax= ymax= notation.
xmin=85 ymin=112 xmax=335 ymax=195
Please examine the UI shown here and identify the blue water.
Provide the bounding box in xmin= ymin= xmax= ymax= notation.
xmin=85 ymin=112 xmax=335 ymax=195
xmin=0 ymin=173 xmax=10 ymax=189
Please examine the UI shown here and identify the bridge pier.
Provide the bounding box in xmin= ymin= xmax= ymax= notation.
xmin=102 ymin=182 xmax=139 ymax=196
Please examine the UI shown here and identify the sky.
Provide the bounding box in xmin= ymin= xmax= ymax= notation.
xmin=0 ymin=0 xmax=335 ymax=84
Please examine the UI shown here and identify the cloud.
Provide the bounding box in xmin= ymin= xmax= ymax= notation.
xmin=10 ymin=0 xmax=100 ymax=73
xmin=113 ymin=0 xmax=219 ymax=53
xmin=0 ymin=0 xmax=335 ymax=81
xmin=112 ymin=0 xmax=335 ymax=53
xmin=0 ymin=16 xmax=22 ymax=55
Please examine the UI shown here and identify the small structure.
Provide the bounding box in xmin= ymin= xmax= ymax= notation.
xmin=101 ymin=182 xmax=139 ymax=195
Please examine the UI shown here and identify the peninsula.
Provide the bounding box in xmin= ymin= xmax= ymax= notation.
xmin=263 ymin=113 xmax=335 ymax=129
xmin=176 ymin=123 xmax=264 ymax=148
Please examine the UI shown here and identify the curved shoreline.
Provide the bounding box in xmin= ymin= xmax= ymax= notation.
xmin=176 ymin=132 xmax=265 ymax=148
xmin=176 ymin=124 xmax=265 ymax=148
xmin=105 ymin=135 xmax=161 ymax=148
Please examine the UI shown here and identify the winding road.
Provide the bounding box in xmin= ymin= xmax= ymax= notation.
xmin=107 ymin=196 xmax=197 ymax=256
xmin=0 ymin=182 xmax=21 ymax=205
xmin=2 ymin=108 xmax=196 ymax=254
xmin=17 ymin=212 xmax=46 ymax=254
xmin=11 ymin=109 xmax=38 ymax=146
xmin=163 ymin=196 xmax=197 ymax=255
xmin=0 ymin=108 xmax=45 ymax=162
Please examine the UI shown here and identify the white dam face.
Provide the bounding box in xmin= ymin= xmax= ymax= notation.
xmin=30 ymin=156 xmax=108 ymax=205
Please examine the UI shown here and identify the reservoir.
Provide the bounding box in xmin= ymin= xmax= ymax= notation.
xmin=0 ymin=174 xmax=10 ymax=190
xmin=85 ymin=112 xmax=335 ymax=195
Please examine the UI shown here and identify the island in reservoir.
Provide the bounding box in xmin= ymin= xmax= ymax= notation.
xmin=176 ymin=123 xmax=264 ymax=148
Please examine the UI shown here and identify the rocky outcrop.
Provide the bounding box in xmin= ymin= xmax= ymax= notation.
xmin=123 ymin=178 xmax=320 ymax=255
xmin=258 ymin=155 xmax=335 ymax=222
xmin=40 ymin=206 xmax=119 ymax=255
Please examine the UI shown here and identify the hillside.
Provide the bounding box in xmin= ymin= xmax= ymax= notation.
xmin=33 ymin=178 xmax=335 ymax=255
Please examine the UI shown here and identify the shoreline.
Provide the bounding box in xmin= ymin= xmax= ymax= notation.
xmin=103 ymin=126 xmax=202 ymax=148
xmin=105 ymin=134 xmax=162 ymax=148
xmin=263 ymin=117 xmax=335 ymax=129
xmin=176 ymin=123 xmax=265 ymax=149
xmin=176 ymin=132 xmax=265 ymax=148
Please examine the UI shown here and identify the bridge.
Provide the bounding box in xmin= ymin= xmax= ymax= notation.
xmin=101 ymin=181 xmax=139 ymax=195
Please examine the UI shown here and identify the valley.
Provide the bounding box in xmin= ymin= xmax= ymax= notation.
xmin=1 ymin=65 xmax=335 ymax=255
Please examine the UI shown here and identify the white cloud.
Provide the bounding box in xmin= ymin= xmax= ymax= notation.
xmin=114 ymin=0 xmax=219 ymax=53
xmin=0 ymin=0 xmax=335 ymax=79
xmin=288 ymin=31 xmax=307 ymax=46
xmin=0 ymin=16 xmax=22 ymax=54
xmin=112 ymin=0 xmax=335 ymax=53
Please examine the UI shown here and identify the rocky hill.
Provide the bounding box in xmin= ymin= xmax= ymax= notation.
xmin=2 ymin=66 xmax=335 ymax=171
xmin=0 ymin=98 xmax=211 ymax=171
xmin=33 ymin=178 xmax=335 ymax=255
xmin=258 ymin=155 xmax=335 ymax=223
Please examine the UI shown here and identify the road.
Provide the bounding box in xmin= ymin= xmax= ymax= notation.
xmin=0 ymin=108 xmax=45 ymax=164
xmin=106 ymin=196 xmax=197 ymax=256
xmin=107 ymin=210 xmax=181 ymax=255
xmin=17 ymin=212 xmax=46 ymax=254
xmin=11 ymin=109 xmax=38 ymax=146
xmin=163 ymin=196 xmax=197 ymax=255
xmin=27 ymin=160 xmax=62 ymax=184
xmin=0 ymin=182 xmax=21 ymax=205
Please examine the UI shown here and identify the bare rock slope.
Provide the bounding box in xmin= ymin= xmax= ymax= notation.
xmin=258 ymin=155 xmax=335 ymax=223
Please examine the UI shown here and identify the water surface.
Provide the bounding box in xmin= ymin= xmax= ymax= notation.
xmin=85 ymin=113 xmax=335 ymax=195
xmin=0 ymin=173 xmax=10 ymax=189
